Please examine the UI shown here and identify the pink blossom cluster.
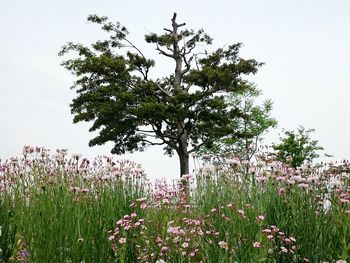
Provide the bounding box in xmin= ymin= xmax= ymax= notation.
xmin=149 ymin=178 xmax=181 ymax=207
xmin=108 ymin=210 xmax=145 ymax=254
xmin=260 ymin=225 xmax=297 ymax=255
xmin=120 ymin=204 xmax=219 ymax=262
xmin=0 ymin=146 xmax=147 ymax=198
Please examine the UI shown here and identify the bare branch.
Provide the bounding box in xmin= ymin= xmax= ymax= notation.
xmin=137 ymin=129 xmax=155 ymax=133
xmin=171 ymin=12 xmax=186 ymax=32
xmin=181 ymin=54 xmax=193 ymax=77
xmin=117 ymin=35 xmax=150 ymax=79
xmin=137 ymin=132 xmax=158 ymax=138
xmin=122 ymin=37 xmax=146 ymax=60
xmin=166 ymin=45 xmax=174 ymax=53
xmin=156 ymin=45 xmax=174 ymax=58
xmin=155 ymin=83 xmax=171 ymax=97
xmin=171 ymin=13 xmax=177 ymax=24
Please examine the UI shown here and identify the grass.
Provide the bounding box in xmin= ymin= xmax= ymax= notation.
xmin=0 ymin=147 xmax=349 ymax=262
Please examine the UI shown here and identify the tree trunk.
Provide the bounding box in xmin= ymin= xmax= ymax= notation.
xmin=177 ymin=148 xmax=190 ymax=199
xmin=177 ymin=120 xmax=189 ymax=177
xmin=177 ymin=126 xmax=190 ymax=197
xmin=178 ymin=151 xmax=189 ymax=177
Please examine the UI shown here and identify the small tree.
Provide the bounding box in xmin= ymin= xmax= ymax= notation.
xmin=199 ymin=86 xmax=277 ymax=161
xmin=272 ymin=126 xmax=324 ymax=168
xmin=59 ymin=13 xmax=263 ymax=177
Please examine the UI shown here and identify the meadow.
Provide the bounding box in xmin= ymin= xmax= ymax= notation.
xmin=0 ymin=146 xmax=349 ymax=262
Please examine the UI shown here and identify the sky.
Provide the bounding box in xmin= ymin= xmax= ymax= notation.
xmin=1 ymin=0 xmax=350 ymax=180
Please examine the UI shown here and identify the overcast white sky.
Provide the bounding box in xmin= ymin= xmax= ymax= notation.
xmin=1 ymin=0 xmax=349 ymax=179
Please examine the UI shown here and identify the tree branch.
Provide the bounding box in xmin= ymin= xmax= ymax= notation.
xmin=156 ymin=45 xmax=174 ymax=58
xmin=155 ymin=83 xmax=171 ymax=97
xmin=181 ymin=54 xmax=193 ymax=78
xmin=141 ymin=139 xmax=165 ymax=146
xmin=188 ymin=139 xmax=213 ymax=154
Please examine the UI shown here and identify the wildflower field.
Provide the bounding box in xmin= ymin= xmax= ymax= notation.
xmin=0 ymin=147 xmax=349 ymax=262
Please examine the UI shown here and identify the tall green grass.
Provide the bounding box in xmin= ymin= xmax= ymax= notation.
xmin=1 ymin=149 xmax=349 ymax=262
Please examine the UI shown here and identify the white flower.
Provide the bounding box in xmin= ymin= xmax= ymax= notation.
xmin=329 ymin=178 xmax=342 ymax=188
xmin=181 ymin=174 xmax=193 ymax=180
xmin=227 ymin=158 xmax=240 ymax=165
xmin=341 ymin=172 xmax=349 ymax=179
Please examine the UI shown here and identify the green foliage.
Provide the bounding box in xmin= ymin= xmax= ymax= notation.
xmin=272 ymin=126 xmax=324 ymax=168
xmin=59 ymin=13 xmax=263 ymax=174
xmin=199 ymin=86 xmax=277 ymax=160
xmin=0 ymin=195 xmax=16 ymax=262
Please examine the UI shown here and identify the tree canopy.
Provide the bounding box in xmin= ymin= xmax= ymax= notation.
xmin=272 ymin=126 xmax=324 ymax=168
xmin=59 ymin=13 xmax=265 ymax=176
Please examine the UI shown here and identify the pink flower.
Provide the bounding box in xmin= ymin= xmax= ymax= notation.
xmin=289 ymin=236 xmax=296 ymax=242
xmin=280 ymin=246 xmax=288 ymax=253
xmin=118 ymin=237 xmax=126 ymax=244
xmin=256 ymin=176 xmax=267 ymax=183
xmin=161 ymin=246 xmax=169 ymax=254
xmin=80 ymin=188 xmax=90 ymax=193
xmin=278 ymin=187 xmax=286 ymax=195
xmin=262 ymin=228 xmax=272 ymax=234
xmin=340 ymin=198 xmax=349 ymax=204
xmin=287 ymin=179 xmax=296 ymax=185
xmin=218 ymin=241 xmax=228 ymax=250
xmin=276 ymin=176 xmax=286 ymax=182
xmin=291 ymin=175 xmax=303 ymax=182
xmin=253 ymin=241 xmax=260 ymax=248
xmin=181 ymin=174 xmax=193 ymax=180
xmin=298 ymin=183 xmax=309 ymax=189
xmin=267 ymin=235 xmax=274 ymax=240
xmin=182 ymin=242 xmax=189 ymax=248
xmin=270 ymin=225 xmax=279 ymax=232
xmin=108 ymin=235 xmax=115 ymax=241
xmin=167 ymin=226 xmax=182 ymax=235
xmin=256 ymin=215 xmax=265 ymax=222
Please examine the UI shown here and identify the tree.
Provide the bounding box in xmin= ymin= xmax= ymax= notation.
xmin=272 ymin=126 xmax=324 ymax=168
xmin=59 ymin=13 xmax=263 ymax=177
xmin=199 ymin=86 xmax=277 ymax=161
